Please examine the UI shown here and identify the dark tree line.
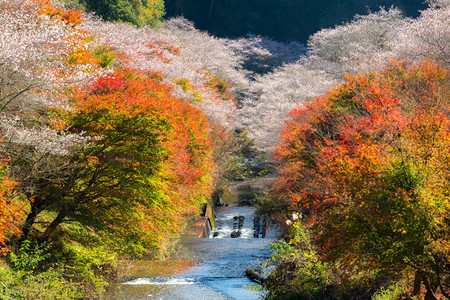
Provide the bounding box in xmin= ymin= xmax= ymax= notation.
xmin=165 ymin=0 xmax=427 ymax=42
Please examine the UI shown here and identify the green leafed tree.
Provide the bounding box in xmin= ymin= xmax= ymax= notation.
xmin=83 ymin=0 xmax=165 ymax=26
xmin=18 ymin=68 xmax=215 ymax=255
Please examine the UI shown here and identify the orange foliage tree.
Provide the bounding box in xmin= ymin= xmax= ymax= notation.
xmin=0 ymin=159 xmax=27 ymax=255
xmin=2 ymin=0 xmax=220 ymax=257
xmin=273 ymin=60 xmax=449 ymax=298
xmin=18 ymin=68 xmax=215 ymax=254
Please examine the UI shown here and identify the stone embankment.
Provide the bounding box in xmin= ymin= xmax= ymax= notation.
xmin=199 ymin=203 xmax=214 ymax=238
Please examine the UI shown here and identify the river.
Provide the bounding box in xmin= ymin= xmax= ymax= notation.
xmin=109 ymin=178 xmax=278 ymax=300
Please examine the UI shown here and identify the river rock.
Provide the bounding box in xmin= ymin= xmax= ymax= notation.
xmin=245 ymin=268 xmax=265 ymax=284
xmin=231 ymin=230 xmax=241 ymax=238
xmin=238 ymin=198 xmax=253 ymax=206
xmin=215 ymin=196 xmax=229 ymax=207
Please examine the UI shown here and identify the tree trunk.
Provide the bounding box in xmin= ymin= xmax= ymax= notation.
xmin=39 ymin=210 xmax=67 ymax=243
xmin=440 ymin=284 xmax=450 ymax=300
xmin=412 ymin=271 xmax=422 ymax=295
xmin=423 ymin=276 xmax=438 ymax=300
xmin=424 ymin=289 xmax=438 ymax=300
xmin=17 ymin=202 xmax=41 ymax=244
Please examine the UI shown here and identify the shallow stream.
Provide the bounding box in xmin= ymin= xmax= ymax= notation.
xmin=109 ymin=179 xmax=278 ymax=300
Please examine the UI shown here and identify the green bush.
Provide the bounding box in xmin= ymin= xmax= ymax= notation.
xmin=0 ymin=241 xmax=80 ymax=300
xmin=371 ymin=281 xmax=412 ymax=300
xmin=8 ymin=241 xmax=50 ymax=272
xmin=92 ymin=45 xmax=117 ymax=68
xmin=264 ymin=221 xmax=338 ymax=300
xmin=83 ymin=0 xmax=165 ymax=27
xmin=262 ymin=219 xmax=414 ymax=299
xmin=0 ymin=229 xmax=118 ymax=299
xmin=59 ymin=243 xmax=117 ymax=299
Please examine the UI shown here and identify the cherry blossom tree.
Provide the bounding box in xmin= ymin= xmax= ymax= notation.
xmin=238 ymin=2 xmax=449 ymax=152
xmin=0 ymin=0 xmax=104 ymax=244
xmin=306 ymin=8 xmax=406 ymax=75
xmin=0 ymin=0 xmax=103 ymax=157
xmin=238 ymin=65 xmax=337 ymax=152
xmin=393 ymin=0 xmax=450 ymax=66
xmin=80 ymin=16 xmax=241 ymax=128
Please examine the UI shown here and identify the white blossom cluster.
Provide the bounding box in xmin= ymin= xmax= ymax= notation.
xmin=0 ymin=0 xmax=102 ymax=102
xmin=237 ymin=2 xmax=449 ymax=152
xmin=306 ymin=8 xmax=406 ymax=75
xmin=0 ymin=0 xmax=104 ymax=159
xmin=80 ymin=16 xmax=243 ymax=128
xmin=393 ymin=0 xmax=450 ymax=65
xmin=0 ymin=117 xmax=90 ymax=156
xmin=239 ymin=65 xmax=337 ymax=152
xmin=226 ymin=35 xmax=306 ymax=76
xmin=1 ymin=0 xmax=448 ymax=163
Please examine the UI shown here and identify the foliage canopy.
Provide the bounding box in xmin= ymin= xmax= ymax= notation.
xmin=270 ymin=60 xmax=449 ymax=298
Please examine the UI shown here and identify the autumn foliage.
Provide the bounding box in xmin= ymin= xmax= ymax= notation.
xmin=1 ymin=0 xmax=448 ymax=297
xmin=0 ymin=159 xmax=27 ymax=255
xmin=66 ymin=69 xmax=215 ymax=251
xmin=0 ymin=0 xmax=219 ymax=259
xmin=0 ymin=1 xmax=226 ymax=295
xmin=272 ymin=60 xmax=449 ymax=297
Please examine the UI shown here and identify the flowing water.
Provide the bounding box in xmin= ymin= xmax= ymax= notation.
xmin=109 ymin=178 xmax=278 ymax=300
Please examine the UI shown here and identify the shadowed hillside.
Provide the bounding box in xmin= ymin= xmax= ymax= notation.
xmin=165 ymin=0 xmax=427 ymax=42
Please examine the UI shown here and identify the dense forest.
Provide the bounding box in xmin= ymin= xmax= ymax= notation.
xmin=165 ymin=0 xmax=427 ymax=42
xmin=0 ymin=0 xmax=448 ymax=299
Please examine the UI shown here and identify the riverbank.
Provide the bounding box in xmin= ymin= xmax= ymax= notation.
xmin=108 ymin=178 xmax=279 ymax=299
